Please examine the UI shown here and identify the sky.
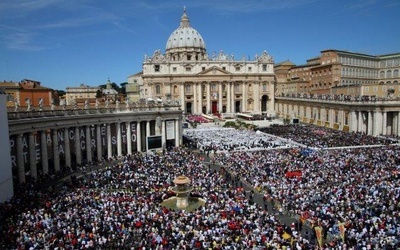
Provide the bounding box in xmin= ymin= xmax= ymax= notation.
xmin=0 ymin=0 xmax=399 ymax=91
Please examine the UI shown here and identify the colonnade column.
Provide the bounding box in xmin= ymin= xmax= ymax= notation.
xmin=218 ymin=82 xmax=223 ymax=113
xmin=373 ymin=111 xmax=382 ymax=136
xmin=96 ymin=125 xmax=102 ymax=161
xmin=64 ymin=128 xmax=71 ymax=168
xmin=349 ymin=111 xmax=357 ymax=132
xmin=398 ymin=112 xmax=400 ymax=136
xmin=175 ymin=119 xmax=180 ymax=147
xmin=382 ymin=111 xmax=387 ymax=135
xmin=107 ymin=124 xmax=112 ymax=159
xmin=16 ymin=134 xmax=25 ymax=183
xmin=75 ymin=127 xmax=82 ymax=165
xmin=358 ymin=112 xmax=364 ymax=133
xmin=137 ymin=122 xmax=142 ymax=152
xmin=28 ymin=132 xmax=37 ymax=179
xmin=117 ymin=122 xmax=122 ymax=156
xmin=52 ymin=129 xmax=60 ymax=172
xmin=231 ymin=83 xmax=235 ymax=113
xmin=126 ymin=122 xmax=132 ymax=155
xmin=85 ymin=126 xmax=92 ymax=162
xmin=254 ymin=82 xmax=260 ymax=113
xmin=367 ymin=111 xmax=373 ymax=135
xmin=41 ymin=131 xmax=49 ymax=174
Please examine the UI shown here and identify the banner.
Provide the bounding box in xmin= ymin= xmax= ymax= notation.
xmin=314 ymin=226 xmax=323 ymax=248
xmin=338 ymin=222 xmax=345 ymax=242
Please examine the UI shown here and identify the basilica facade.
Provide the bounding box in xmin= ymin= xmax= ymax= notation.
xmin=135 ymin=8 xmax=275 ymax=115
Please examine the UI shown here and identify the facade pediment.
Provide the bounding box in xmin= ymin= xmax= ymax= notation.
xmin=198 ymin=66 xmax=231 ymax=76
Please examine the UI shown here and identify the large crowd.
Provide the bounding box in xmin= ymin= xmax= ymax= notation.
xmin=1 ymin=123 xmax=400 ymax=249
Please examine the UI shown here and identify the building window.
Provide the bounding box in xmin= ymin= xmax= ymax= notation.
xmin=6 ymin=94 xmax=14 ymax=102
xmin=248 ymin=67 xmax=252 ymax=72
xmin=235 ymin=66 xmax=240 ymax=71
xmin=263 ymin=65 xmax=267 ymax=71
xmin=263 ymin=84 xmax=267 ymax=91
xmin=155 ymin=65 xmax=160 ymax=72
xmin=186 ymin=67 xmax=191 ymax=72
xmin=173 ymin=85 xmax=178 ymax=94
xmin=386 ymin=70 xmax=392 ymax=78
xmin=380 ymin=71 xmax=385 ymax=78
xmin=202 ymin=67 xmax=205 ymax=71
xmin=393 ymin=69 xmax=399 ymax=77
xmin=173 ymin=67 xmax=177 ymax=72
xmin=155 ymin=85 xmax=161 ymax=94
xmin=222 ymin=67 xmax=226 ymax=71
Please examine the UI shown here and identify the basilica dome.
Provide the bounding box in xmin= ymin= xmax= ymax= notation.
xmin=165 ymin=8 xmax=206 ymax=55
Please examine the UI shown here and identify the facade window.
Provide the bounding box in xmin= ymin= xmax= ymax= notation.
xmin=211 ymin=84 xmax=217 ymax=92
xmin=235 ymin=66 xmax=240 ymax=71
xmin=222 ymin=67 xmax=226 ymax=70
xmin=155 ymin=85 xmax=161 ymax=94
xmin=393 ymin=69 xmax=399 ymax=77
xmin=386 ymin=70 xmax=392 ymax=78
xmin=173 ymin=85 xmax=178 ymax=94
xmin=248 ymin=67 xmax=252 ymax=72
xmin=186 ymin=67 xmax=191 ymax=72
xmin=263 ymin=65 xmax=267 ymax=71
xmin=234 ymin=83 xmax=240 ymax=92
xmin=202 ymin=67 xmax=205 ymax=71
xmin=173 ymin=67 xmax=177 ymax=72
xmin=380 ymin=71 xmax=385 ymax=78
xmin=155 ymin=65 xmax=160 ymax=72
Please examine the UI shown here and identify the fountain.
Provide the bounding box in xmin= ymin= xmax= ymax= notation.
xmin=161 ymin=175 xmax=206 ymax=211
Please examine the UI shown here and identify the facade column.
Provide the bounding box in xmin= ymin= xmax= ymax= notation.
xmin=193 ymin=82 xmax=197 ymax=114
xmin=96 ymin=125 xmax=102 ymax=161
xmin=75 ymin=127 xmax=82 ymax=165
xmin=16 ymin=134 xmax=25 ymax=183
xmin=180 ymin=83 xmax=185 ymax=111
xmin=227 ymin=82 xmax=231 ymax=113
xmin=64 ymin=128 xmax=71 ymax=168
xmin=254 ymin=82 xmax=260 ymax=114
xmin=85 ymin=126 xmax=92 ymax=162
xmin=218 ymin=82 xmax=223 ymax=113
xmin=40 ymin=131 xmax=49 ymax=174
xmin=117 ymin=122 xmax=122 ymax=156
xmin=137 ymin=122 xmax=142 ymax=152
xmin=52 ymin=129 xmax=60 ymax=172
xmin=367 ymin=111 xmax=373 ymax=135
xmin=28 ymin=132 xmax=37 ymax=179
xmin=161 ymin=120 xmax=166 ymax=149
xmin=270 ymin=81 xmax=275 ymax=114
xmin=382 ymin=111 xmax=387 ymax=135
xmin=206 ymin=82 xmax=211 ymax=114
xmin=126 ymin=122 xmax=132 ymax=155
xmin=107 ymin=124 xmax=112 ymax=159
xmin=242 ymin=81 xmax=246 ymax=112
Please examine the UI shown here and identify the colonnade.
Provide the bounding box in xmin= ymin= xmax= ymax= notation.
xmin=10 ymin=118 xmax=181 ymax=184
xmin=276 ymin=100 xmax=400 ymax=136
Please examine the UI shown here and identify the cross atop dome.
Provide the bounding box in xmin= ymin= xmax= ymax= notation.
xmin=180 ymin=6 xmax=190 ymax=28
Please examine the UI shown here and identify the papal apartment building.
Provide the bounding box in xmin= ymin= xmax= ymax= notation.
xmin=130 ymin=8 xmax=276 ymax=115
xmin=275 ymin=50 xmax=400 ymax=136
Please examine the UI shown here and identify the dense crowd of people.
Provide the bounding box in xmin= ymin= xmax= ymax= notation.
xmin=2 ymin=123 xmax=400 ymax=249
xmin=260 ymin=124 xmax=394 ymax=148
xmin=1 ymin=148 xmax=309 ymax=249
